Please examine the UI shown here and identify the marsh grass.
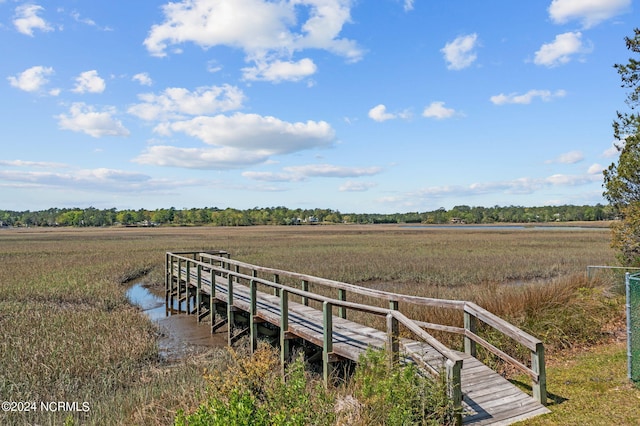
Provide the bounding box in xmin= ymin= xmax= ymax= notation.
xmin=0 ymin=224 xmax=621 ymax=424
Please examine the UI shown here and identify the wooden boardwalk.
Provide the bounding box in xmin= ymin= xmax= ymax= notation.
xmin=166 ymin=251 xmax=550 ymax=425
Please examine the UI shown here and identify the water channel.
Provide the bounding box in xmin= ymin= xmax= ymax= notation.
xmin=126 ymin=283 xmax=227 ymax=361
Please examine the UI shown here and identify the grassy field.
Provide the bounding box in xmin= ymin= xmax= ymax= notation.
xmin=0 ymin=224 xmax=633 ymax=425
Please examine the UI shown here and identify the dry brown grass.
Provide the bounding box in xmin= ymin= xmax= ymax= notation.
xmin=0 ymin=224 xmax=620 ymax=425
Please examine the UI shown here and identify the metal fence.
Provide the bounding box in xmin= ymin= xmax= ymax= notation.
xmin=627 ymin=273 xmax=640 ymax=387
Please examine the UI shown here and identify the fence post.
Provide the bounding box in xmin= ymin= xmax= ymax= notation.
xmin=227 ymin=274 xmax=234 ymax=346
xmin=176 ymin=258 xmax=182 ymax=312
xmin=387 ymin=301 xmax=399 ymax=368
xmin=532 ymin=342 xmax=547 ymax=405
xmin=167 ymin=253 xmax=174 ymax=314
xmin=185 ymin=260 xmax=191 ymax=315
xmin=280 ymin=289 xmax=289 ymax=374
xmin=627 ymin=272 xmax=632 ymax=382
xmin=323 ymin=301 xmax=334 ymax=385
xmin=250 ymin=278 xmax=258 ymax=353
xmin=273 ymin=274 xmax=280 ymax=297
xmin=338 ymin=289 xmax=347 ymax=319
xmin=196 ymin=263 xmax=202 ymax=319
xmin=464 ymin=309 xmax=477 ymax=357
xmin=446 ymin=358 xmax=463 ymax=426
xmin=210 ymin=267 xmax=217 ymax=332
xmin=301 ymin=280 xmax=309 ymax=306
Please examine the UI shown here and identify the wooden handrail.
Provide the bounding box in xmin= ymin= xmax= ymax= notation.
xmin=172 ymin=253 xmax=462 ymax=361
xmin=199 ymin=253 xmax=467 ymax=309
xmin=168 ymin=251 xmax=547 ymax=407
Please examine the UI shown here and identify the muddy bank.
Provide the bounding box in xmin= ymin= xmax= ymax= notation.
xmin=126 ymin=283 xmax=227 ymax=361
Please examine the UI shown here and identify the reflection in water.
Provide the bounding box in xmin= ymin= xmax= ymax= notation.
xmin=126 ymin=283 xmax=227 ymax=361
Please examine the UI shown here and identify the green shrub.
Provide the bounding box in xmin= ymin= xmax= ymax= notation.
xmin=349 ymin=348 xmax=459 ymax=425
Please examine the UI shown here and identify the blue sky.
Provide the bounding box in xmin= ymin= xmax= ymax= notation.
xmin=0 ymin=0 xmax=636 ymax=213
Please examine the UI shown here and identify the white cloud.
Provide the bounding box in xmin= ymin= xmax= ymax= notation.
xmin=242 ymin=58 xmax=317 ymax=82
xmin=368 ymin=104 xmax=395 ymax=122
xmin=283 ymin=164 xmax=383 ymax=178
xmin=546 ymin=150 xmax=584 ymax=164
xmin=441 ymin=33 xmax=478 ymax=70
xmin=132 ymin=73 xmax=153 ymax=86
xmin=72 ymin=70 xmax=106 ymax=94
xmin=13 ymin=4 xmax=53 ymax=36
xmin=137 ymin=113 xmax=335 ymax=169
xmin=70 ymin=11 xmax=112 ymax=31
xmin=422 ymin=101 xmax=455 ymax=120
xmin=143 ymin=0 xmax=362 ymax=82
xmin=128 ymin=85 xmax=245 ymax=121
xmin=56 ymin=103 xmax=130 ymax=138
xmin=534 ymin=32 xmax=590 ymax=67
xmin=242 ymin=171 xmax=304 ymax=182
xmin=339 ymin=181 xmax=376 ymax=192
xmin=403 ymin=0 xmax=415 ymax=12
xmin=490 ymin=89 xmax=566 ymax=105
xmin=160 ymin=113 xmax=334 ymax=153
xmin=134 ymin=145 xmax=269 ymax=169
xmin=549 ymin=0 xmax=631 ymax=28
xmin=588 ymin=163 xmax=604 ymax=174
xmin=0 ymin=166 xmax=156 ymax=191
xmin=8 ymin=65 xmax=54 ymax=92
xmin=242 ymin=164 xmax=382 ymax=182
xmin=602 ymin=143 xmax=620 ymax=158
xmin=368 ymin=104 xmax=411 ymax=122
xmin=380 ymin=171 xmax=604 ymax=208
xmin=0 ymin=160 xmax=69 ymax=169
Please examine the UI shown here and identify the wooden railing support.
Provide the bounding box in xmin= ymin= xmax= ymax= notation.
xmin=387 ymin=300 xmax=399 ymax=368
xmin=464 ymin=311 xmax=477 ymax=357
xmin=532 ymin=342 xmax=547 ymax=405
xmin=323 ymin=301 xmax=334 ymax=385
xmin=185 ymin=260 xmax=191 ymax=314
xmin=176 ymin=258 xmax=182 ymax=312
xmin=273 ymin=274 xmax=280 ymax=297
xmin=166 ymin=253 xmax=173 ymax=313
xmin=446 ymin=358 xmax=463 ymax=426
xmin=210 ymin=267 xmax=217 ymax=331
xmin=249 ymin=278 xmax=258 ymax=353
xmin=196 ymin=263 xmax=202 ymax=319
xmin=227 ymin=274 xmax=234 ymax=346
xmin=280 ymin=289 xmax=290 ymax=374
xmin=301 ymin=280 xmax=309 ymax=306
xmin=338 ymin=289 xmax=347 ymax=319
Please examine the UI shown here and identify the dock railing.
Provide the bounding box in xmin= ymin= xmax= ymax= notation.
xmin=166 ymin=251 xmax=547 ymax=414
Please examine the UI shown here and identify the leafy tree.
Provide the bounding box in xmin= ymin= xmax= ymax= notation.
xmin=604 ymin=28 xmax=640 ymax=266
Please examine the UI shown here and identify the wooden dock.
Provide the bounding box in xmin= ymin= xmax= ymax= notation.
xmin=166 ymin=251 xmax=550 ymax=425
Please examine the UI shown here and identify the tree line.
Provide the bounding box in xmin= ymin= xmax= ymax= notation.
xmin=0 ymin=204 xmax=616 ymax=228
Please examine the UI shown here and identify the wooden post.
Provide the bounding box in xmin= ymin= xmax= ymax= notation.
xmin=165 ymin=253 xmax=169 ymax=309
xmin=196 ymin=263 xmax=202 ymax=319
xmin=227 ymin=274 xmax=234 ymax=346
xmin=464 ymin=310 xmax=477 ymax=357
xmin=280 ymin=289 xmax=289 ymax=374
xmin=185 ymin=260 xmax=191 ymax=315
xmin=387 ymin=300 xmax=399 ymax=368
xmin=210 ymin=268 xmax=216 ymax=332
xmin=167 ymin=253 xmax=174 ymax=314
xmin=301 ymin=280 xmax=309 ymax=306
xmin=532 ymin=342 xmax=547 ymax=405
xmin=446 ymin=358 xmax=463 ymax=426
xmin=338 ymin=288 xmax=347 ymax=319
xmin=273 ymin=273 xmax=280 ymax=297
xmin=176 ymin=258 xmax=182 ymax=313
xmin=323 ymin=301 xmax=334 ymax=385
xmin=250 ymin=279 xmax=258 ymax=353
